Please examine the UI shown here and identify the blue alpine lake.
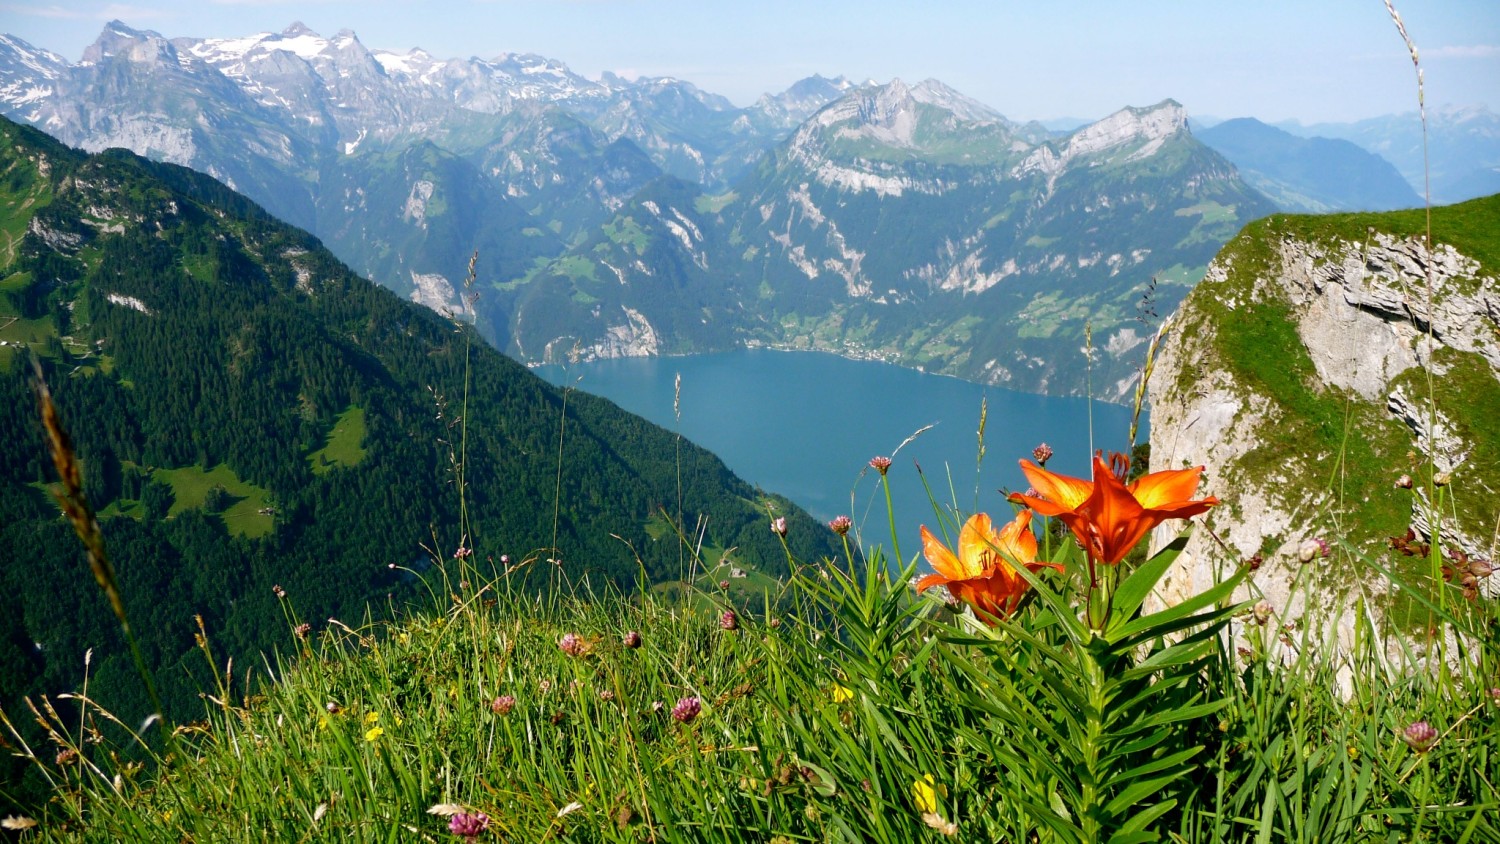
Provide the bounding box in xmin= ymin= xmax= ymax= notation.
xmin=536 ymin=349 xmax=1139 ymax=563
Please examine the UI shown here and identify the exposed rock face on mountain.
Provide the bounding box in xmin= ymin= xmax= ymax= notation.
xmin=1147 ymin=196 xmax=1500 ymax=647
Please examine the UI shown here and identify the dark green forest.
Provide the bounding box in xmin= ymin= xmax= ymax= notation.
xmin=0 ymin=117 xmax=837 ymax=808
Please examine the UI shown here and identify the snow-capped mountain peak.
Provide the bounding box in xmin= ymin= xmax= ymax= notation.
xmin=0 ymin=33 xmax=65 ymax=117
xmin=0 ymin=34 xmax=65 ymax=78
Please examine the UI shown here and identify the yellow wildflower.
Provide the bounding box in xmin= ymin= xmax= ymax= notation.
xmin=364 ymin=712 xmax=380 ymax=725
xmin=912 ymin=774 xmax=937 ymax=814
xmin=365 ymin=726 xmax=384 ymax=743
xmin=831 ymin=684 xmax=854 ymax=704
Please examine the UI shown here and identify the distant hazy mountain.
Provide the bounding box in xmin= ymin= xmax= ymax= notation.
xmin=1278 ymin=106 xmax=1500 ymax=204
xmin=1037 ymin=116 xmax=1095 ymax=134
xmin=1198 ymin=117 xmax=1421 ymax=213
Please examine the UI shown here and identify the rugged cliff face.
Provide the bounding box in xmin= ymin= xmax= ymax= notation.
xmin=1147 ymin=196 xmax=1500 ymax=644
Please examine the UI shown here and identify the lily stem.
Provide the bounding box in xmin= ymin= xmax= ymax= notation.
xmin=1079 ymin=644 xmax=1108 ymax=841
xmin=881 ymin=472 xmax=902 ymax=567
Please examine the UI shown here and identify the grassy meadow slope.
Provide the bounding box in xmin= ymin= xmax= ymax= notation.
xmin=0 ymin=115 xmax=837 ymax=806
xmin=3 ymin=503 xmax=1495 ymax=842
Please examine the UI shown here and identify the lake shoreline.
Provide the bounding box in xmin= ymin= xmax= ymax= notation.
xmin=536 ymin=349 xmax=1141 ymax=556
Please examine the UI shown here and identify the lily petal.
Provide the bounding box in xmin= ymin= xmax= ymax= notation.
xmin=993 ymin=508 xmax=1039 ymax=568
xmin=1129 ymin=465 xmax=1210 ymax=509
xmin=1018 ymin=459 xmax=1094 ymax=510
xmin=913 ymin=572 xmax=952 ymax=593
xmin=956 ymin=513 xmax=1000 ymax=578
xmin=920 ymin=525 xmax=964 ymax=581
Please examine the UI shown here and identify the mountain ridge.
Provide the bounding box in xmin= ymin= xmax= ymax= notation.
xmin=1 ymin=21 xmax=1283 ymax=397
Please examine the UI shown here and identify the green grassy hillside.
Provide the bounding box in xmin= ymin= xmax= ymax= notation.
xmin=0 ymin=116 xmax=838 ymax=808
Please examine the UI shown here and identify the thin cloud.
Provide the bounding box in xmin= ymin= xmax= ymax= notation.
xmin=1426 ymin=45 xmax=1500 ymax=59
xmin=0 ymin=2 xmax=167 ymax=19
xmin=209 ymin=0 xmax=352 ymax=5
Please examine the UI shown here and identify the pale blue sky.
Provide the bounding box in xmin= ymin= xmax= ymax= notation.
xmin=3 ymin=0 xmax=1496 ymax=123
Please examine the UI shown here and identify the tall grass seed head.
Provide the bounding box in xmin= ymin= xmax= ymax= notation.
xmin=922 ymin=812 xmax=959 ymax=836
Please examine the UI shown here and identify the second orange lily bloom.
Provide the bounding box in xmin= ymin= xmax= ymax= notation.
xmin=1009 ymin=453 xmax=1218 ymax=566
xmin=915 ymin=509 xmax=1062 ymax=623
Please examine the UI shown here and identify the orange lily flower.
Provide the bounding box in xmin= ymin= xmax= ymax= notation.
xmin=1010 ymin=453 xmax=1218 ymax=566
xmin=914 ymin=510 xmax=1061 ymax=623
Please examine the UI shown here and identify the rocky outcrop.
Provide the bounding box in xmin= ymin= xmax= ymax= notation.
xmin=1148 ymin=206 xmax=1500 ymax=660
xmin=1013 ymin=101 xmax=1188 ymax=183
xmin=540 ymin=306 xmax=660 ymax=364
